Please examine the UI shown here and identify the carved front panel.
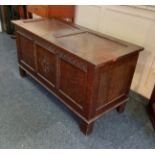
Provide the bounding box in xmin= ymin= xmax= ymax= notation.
xmin=18 ymin=33 xmax=35 ymax=70
xmin=59 ymin=59 xmax=87 ymax=109
xmin=36 ymin=44 xmax=57 ymax=86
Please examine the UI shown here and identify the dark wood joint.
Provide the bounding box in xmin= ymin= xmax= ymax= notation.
xmin=80 ymin=121 xmax=94 ymax=136
xmin=116 ymin=102 xmax=126 ymax=113
xmin=19 ymin=67 xmax=26 ymax=78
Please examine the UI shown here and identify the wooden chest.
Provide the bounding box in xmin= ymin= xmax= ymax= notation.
xmin=12 ymin=19 xmax=143 ymax=135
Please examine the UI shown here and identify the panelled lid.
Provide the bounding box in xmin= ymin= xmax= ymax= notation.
xmin=12 ymin=18 xmax=144 ymax=66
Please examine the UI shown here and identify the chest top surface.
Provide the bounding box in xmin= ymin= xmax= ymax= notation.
xmin=12 ymin=18 xmax=143 ymax=66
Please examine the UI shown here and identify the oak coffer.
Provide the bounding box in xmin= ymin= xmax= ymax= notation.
xmin=12 ymin=18 xmax=143 ymax=135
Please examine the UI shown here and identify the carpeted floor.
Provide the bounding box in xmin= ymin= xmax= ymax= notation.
xmin=0 ymin=32 xmax=155 ymax=149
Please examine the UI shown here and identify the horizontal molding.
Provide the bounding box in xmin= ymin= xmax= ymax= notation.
xmin=128 ymin=5 xmax=155 ymax=12
xmin=104 ymin=5 xmax=155 ymax=20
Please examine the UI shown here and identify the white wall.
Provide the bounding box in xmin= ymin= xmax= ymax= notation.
xmin=75 ymin=5 xmax=155 ymax=98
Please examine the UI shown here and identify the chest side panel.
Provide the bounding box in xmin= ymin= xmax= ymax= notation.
xmin=96 ymin=53 xmax=139 ymax=111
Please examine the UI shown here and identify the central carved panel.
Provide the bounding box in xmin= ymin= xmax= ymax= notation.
xmin=36 ymin=44 xmax=57 ymax=86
